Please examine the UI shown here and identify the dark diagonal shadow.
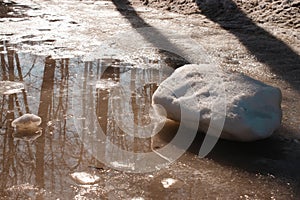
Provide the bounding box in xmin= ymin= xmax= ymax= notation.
xmin=111 ymin=0 xmax=190 ymax=67
xmin=189 ymin=129 xmax=300 ymax=178
xmin=112 ymin=0 xmax=300 ymax=195
xmin=196 ymin=0 xmax=300 ymax=90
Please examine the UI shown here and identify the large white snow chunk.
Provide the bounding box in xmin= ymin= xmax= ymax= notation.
xmin=152 ymin=64 xmax=282 ymax=141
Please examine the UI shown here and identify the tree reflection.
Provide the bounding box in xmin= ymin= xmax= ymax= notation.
xmin=35 ymin=56 xmax=55 ymax=197
xmin=0 ymin=42 xmax=85 ymax=199
xmin=0 ymin=41 xmax=170 ymax=198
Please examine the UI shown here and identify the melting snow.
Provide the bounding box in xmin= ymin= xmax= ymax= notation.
xmin=70 ymin=172 xmax=100 ymax=185
xmin=161 ymin=178 xmax=178 ymax=188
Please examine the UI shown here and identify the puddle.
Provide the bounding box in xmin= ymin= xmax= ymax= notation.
xmin=0 ymin=0 xmax=300 ymax=198
xmin=0 ymin=42 xmax=188 ymax=198
xmin=0 ymin=41 xmax=298 ymax=199
xmin=69 ymin=47 xmax=182 ymax=172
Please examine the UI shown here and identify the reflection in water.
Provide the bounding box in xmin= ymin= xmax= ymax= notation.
xmin=11 ymin=113 xmax=42 ymax=141
xmin=0 ymin=41 xmax=176 ymax=198
xmin=13 ymin=128 xmax=42 ymax=141
xmin=0 ymin=81 xmax=24 ymax=95
xmin=73 ymin=57 xmax=173 ymax=172
xmin=0 ymin=42 xmax=86 ymax=199
xmin=0 ymin=41 xmax=297 ymax=199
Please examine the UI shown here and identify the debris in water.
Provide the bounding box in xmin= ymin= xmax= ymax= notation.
xmin=70 ymin=172 xmax=100 ymax=185
xmin=12 ymin=113 xmax=42 ymax=128
xmin=11 ymin=114 xmax=42 ymax=141
xmin=161 ymin=178 xmax=178 ymax=188
xmin=131 ymin=197 xmax=145 ymax=200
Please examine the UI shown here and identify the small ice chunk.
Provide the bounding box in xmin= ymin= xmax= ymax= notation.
xmin=131 ymin=197 xmax=145 ymax=200
xmin=11 ymin=114 xmax=42 ymax=140
xmin=11 ymin=114 xmax=42 ymax=128
xmin=11 ymin=114 xmax=42 ymax=141
xmin=70 ymin=172 xmax=100 ymax=185
xmin=161 ymin=178 xmax=178 ymax=188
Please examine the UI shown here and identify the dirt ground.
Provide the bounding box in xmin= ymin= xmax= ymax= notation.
xmin=140 ymin=0 xmax=300 ymax=29
xmin=136 ymin=0 xmax=300 ymax=133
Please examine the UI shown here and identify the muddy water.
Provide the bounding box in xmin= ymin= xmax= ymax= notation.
xmin=0 ymin=41 xmax=299 ymax=199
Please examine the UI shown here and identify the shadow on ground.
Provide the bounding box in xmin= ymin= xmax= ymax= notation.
xmin=157 ymin=122 xmax=300 ymax=191
xmin=191 ymin=129 xmax=300 ymax=197
xmin=112 ymin=0 xmax=300 ymax=92
xmin=196 ymin=0 xmax=300 ymax=90
xmin=112 ymin=0 xmax=190 ymax=68
xmin=113 ymin=0 xmax=300 ymax=196
xmin=189 ymin=130 xmax=300 ymax=181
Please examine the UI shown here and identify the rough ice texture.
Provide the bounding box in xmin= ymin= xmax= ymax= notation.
xmin=11 ymin=114 xmax=42 ymax=128
xmin=152 ymin=64 xmax=282 ymax=141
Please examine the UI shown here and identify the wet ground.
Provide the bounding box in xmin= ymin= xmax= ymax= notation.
xmin=0 ymin=0 xmax=300 ymax=199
